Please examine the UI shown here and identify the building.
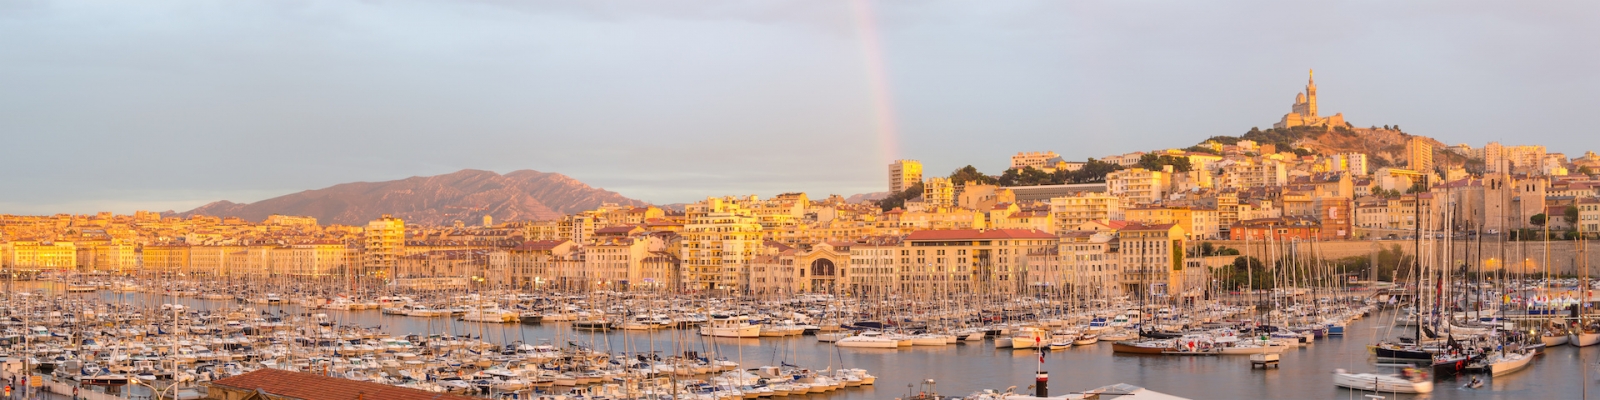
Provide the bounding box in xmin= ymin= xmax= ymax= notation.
xmin=363 ymin=214 xmax=406 ymax=277
xmin=1329 ymin=153 xmax=1369 ymax=176
xmin=889 ymin=159 xmax=923 ymax=194
xmin=847 ymin=236 xmax=902 ymax=296
xmin=1005 ymin=183 xmax=1108 ymax=202
xmin=1050 ymin=192 xmax=1122 ymax=232
xmin=1228 ymin=217 xmax=1330 ymax=241
xmin=1011 ymin=151 xmax=1075 ymax=172
xmin=1407 ymin=137 xmax=1434 ymax=172
xmin=1578 ymin=198 xmax=1600 ymax=234
xmin=2 ymin=241 xmax=76 ymax=270
xmin=899 ymin=228 xmax=1057 ymax=296
xmin=503 ymin=240 xmax=577 ymax=289
xmin=1115 ymin=223 xmax=1188 ymax=297
xmin=922 ymin=177 xmax=956 ymax=208
xmin=1107 ymin=168 xmax=1167 ymax=205
xmin=681 ymin=197 xmax=765 ymax=292
xmin=1273 ymin=70 xmax=1347 ymax=129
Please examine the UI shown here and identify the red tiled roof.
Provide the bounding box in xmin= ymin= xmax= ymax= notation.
xmin=904 ymin=229 xmax=1055 ymax=241
xmin=209 ymin=368 xmax=476 ymax=400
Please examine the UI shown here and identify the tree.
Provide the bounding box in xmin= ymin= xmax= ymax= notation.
xmin=1566 ymin=206 xmax=1581 ymax=226
xmin=948 ymin=165 xmax=998 ymax=186
xmin=876 ymin=182 xmax=924 ymax=211
xmin=1136 ymin=154 xmax=1193 ymax=173
xmin=1531 ymin=213 xmax=1547 ymax=227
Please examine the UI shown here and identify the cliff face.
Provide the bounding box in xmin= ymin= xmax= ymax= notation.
xmin=179 ymin=169 xmax=646 ymax=225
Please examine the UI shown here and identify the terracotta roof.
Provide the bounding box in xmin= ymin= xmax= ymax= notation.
xmin=209 ymin=368 xmax=476 ymax=400
xmin=904 ymin=228 xmax=1055 ymax=241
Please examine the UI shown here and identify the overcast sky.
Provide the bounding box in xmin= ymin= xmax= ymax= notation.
xmin=3 ymin=0 xmax=1597 ymax=214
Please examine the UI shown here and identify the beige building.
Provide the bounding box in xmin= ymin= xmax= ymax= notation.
xmin=1107 ymin=168 xmax=1168 ymax=205
xmin=847 ymin=236 xmax=902 ymax=296
xmin=364 ymin=215 xmax=406 ymax=276
xmin=1407 ymin=137 xmax=1434 ymax=172
xmin=1117 ymin=223 xmax=1187 ymax=297
xmin=3 ymin=241 xmax=76 ymax=270
xmin=889 ymin=159 xmax=923 ymax=194
xmin=502 ymin=240 xmax=578 ymax=290
xmin=681 ymin=197 xmax=765 ymax=292
xmin=898 ymin=229 xmax=1057 ymax=296
xmin=1050 ymin=192 xmax=1122 ymax=232
xmin=922 ymin=177 xmax=955 ymax=208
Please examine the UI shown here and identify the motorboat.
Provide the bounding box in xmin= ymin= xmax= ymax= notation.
xmin=700 ymin=315 xmax=761 ymax=338
xmin=835 ymin=331 xmax=899 ymax=349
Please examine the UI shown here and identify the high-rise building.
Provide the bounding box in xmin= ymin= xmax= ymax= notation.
xmin=364 ymin=214 xmax=406 ymax=276
xmin=889 ymin=159 xmax=923 ymax=194
xmin=1484 ymin=141 xmax=1505 ymax=172
xmin=680 ymin=197 xmax=764 ymax=292
xmin=1406 ymin=137 xmax=1433 ymax=173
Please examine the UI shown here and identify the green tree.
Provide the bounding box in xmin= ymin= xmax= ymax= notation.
xmin=1566 ymin=206 xmax=1581 ymax=226
xmin=1136 ymin=154 xmax=1193 ymax=172
xmin=948 ymin=165 xmax=997 ymax=186
xmin=1531 ymin=213 xmax=1547 ymax=227
xmin=876 ymin=182 xmax=924 ymax=211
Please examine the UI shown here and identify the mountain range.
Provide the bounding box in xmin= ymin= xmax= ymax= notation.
xmin=176 ymin=169 xmax=647 ymax=226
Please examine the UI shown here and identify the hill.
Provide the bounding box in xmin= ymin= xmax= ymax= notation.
xmin=1206 ymin=125 xmax=1450 ymax=170
xmin=177 ymin=169 xmax=646 ymax=226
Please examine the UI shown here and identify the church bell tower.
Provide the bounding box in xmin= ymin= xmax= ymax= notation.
xmin=1304 ymin=69 xmax=1318 ymax=118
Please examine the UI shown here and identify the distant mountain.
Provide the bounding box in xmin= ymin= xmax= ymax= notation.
xmin=178 ymin=169 xmax=647 ymax=226
xmin=845 ymin=191 xmax=891 ymax=204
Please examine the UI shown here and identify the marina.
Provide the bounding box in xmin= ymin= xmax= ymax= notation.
xmin=2 ymin=278 xmax=1599 ymax=399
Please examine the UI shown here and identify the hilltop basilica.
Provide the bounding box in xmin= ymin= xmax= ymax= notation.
xmin=1273 ymin=70 xmax=1346 ymax=129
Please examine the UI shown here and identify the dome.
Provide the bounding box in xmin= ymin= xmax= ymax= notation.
xmin=1295 ymin=92 xmax=1306 ymax=103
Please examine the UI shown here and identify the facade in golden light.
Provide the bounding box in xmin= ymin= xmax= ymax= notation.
xmin=1107 ymin=168 xmax=1167 ymax=205
xmin=2 ymin=241 xmax=76 ymax=270
xmin=922 ymin=177 xmax=955 ymax=209
xmin=1116 ymin=223 xmax=1187 ymax=297
xmin=898 ymin=229 xmax=1056 ymax=296
xmin=1406 ymin=137 xmax=1433 ymax=172
xmin=680 ymin=197 xmax=764 ymax=292
xmin=363 ymin=215 xmax=406 ymax=275
xmin=1050 ymin=192 xmax=1122 ymax=232
xmin=889 ymin=159 xmax=923 ymax=193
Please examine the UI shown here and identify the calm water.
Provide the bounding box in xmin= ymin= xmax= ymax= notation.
xmin=43 ymin=287 xmax=1600 ymax=399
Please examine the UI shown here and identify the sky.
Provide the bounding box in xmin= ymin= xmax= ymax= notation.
xmin=2 ymin=0 xmax=1598 ymax=214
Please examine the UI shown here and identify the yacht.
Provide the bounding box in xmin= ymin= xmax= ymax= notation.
xmin=835 ymin=331 xmax=900 ymax=349
xmin=1331 ymin=369 xmax=1433 ymax=394
xmin=700 ymin=315 xmax=761 ymax=338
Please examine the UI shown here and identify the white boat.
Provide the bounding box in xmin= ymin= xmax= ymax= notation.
xmin=700 ymin=316 xmax=761 ymax=338
xmin=1570 ymin=330 xmax=1600 ymax=347
xmin=1542 ymin=332 xmax=1570 ymax=347
xmin=816 ymin=332 xmax=851 ymax=343
xmin=835 ymin=331 xmax=899 ymax=349
xmin=1487 ymin=350 xmax=1535 ymax=376
xmin=1332 ymin=369 xmax=1433 ymax=394
xmin=460 ymin=307 xmax=519 ymax=323
xmin=911 ymin=334 xmax=952 ymax=346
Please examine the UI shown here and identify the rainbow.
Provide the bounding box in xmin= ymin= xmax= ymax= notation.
xmin=850 ymin=0 xmax=900 ymax=163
